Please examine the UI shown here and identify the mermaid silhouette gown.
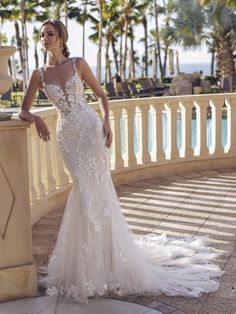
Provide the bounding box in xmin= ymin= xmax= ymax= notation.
xmin=38 ymin=58 xmax=223 ymax=303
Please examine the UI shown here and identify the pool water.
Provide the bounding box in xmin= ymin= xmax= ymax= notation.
xmin=120 ymin=112 xmax=227 ymax=156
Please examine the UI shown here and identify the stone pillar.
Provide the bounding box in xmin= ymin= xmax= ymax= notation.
xmin=153 ymin=104 xmax=165 ymax=162
xmin=111 ymin=108 xmax=124 ymax=169
xmin=225 ymin=97 xmax=236 ymax=156
xmin=194 ymin=100 xmax=209 ymax=157
xmin=209 ymin=99 xmax=224 ymax=156
xmin=125 ymin=106 xmax=137 ymax=167
xmin=164 ymin=101 xmax=179 ymax=160
xmin=180 ymin=101 xmax=194 ymax=158
xmin=0 ymin=119 xmax=37 ymax=302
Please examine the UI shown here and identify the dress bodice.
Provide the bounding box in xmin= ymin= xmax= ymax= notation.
xmin=38 ymin=58 xmax=89 ymax=117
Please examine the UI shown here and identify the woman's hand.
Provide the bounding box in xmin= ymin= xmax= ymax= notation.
xmin=103 ymin=119 xmax=113 ymax=148
xmin=34 ymin=115 xmax=51 ymax=142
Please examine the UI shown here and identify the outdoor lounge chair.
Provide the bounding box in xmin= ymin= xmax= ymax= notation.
xmin=140 ymin=78 xmax=166 ymax=97
xmin=104 ymin=82 xmax=123 ymax=100
xmin=116 ymin=82 xmax=132 ymax=99
xmin=35 ymin=89 xmax=51 ymax=106
xmin=149 ymin=78 xmax=166 ymax=96
xmin=128 ymin=82 xmax=151 ymax=98
xmin=0 ymin=88 xmax=15 ymax=107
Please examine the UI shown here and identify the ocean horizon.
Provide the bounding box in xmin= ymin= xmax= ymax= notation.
xmin=27 ymin=62 xmax=212 ymax=81
xmin=98 ymin=62 xmax=212 ymax=81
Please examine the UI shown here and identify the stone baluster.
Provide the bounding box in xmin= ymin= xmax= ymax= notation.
xmin=135 ymin=107 xmax=142 ymax=164
xmin=125 ymin=106 xmax=137 ymax=166
xmin=152 ymin=104 xmax=165 ymax=162
xmin=225 ymin=97 xmax=236 ymax=156
xmin=194 ymin=100 xmax=209 ymax=157
xmin=137 ymin=104 xmax=151 ymax=164
xmin=179 ymin=101 xmax=194 ymax=158
xmin=27 ymin=127 xmax=37 ymax=203
xmin=209 ymin=99 xmax=224 ymax=156
xmin=164 ymin=101 xmax=179 ymax=160
xmin=110 ymin=108 xmax=124 ymax=169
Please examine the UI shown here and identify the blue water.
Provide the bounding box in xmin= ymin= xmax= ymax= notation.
xmin=120 ymin=112 xmax=227 ymax=155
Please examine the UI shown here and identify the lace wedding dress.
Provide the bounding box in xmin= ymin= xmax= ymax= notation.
xmin=38 ymin=58 xmax=223 ymax=303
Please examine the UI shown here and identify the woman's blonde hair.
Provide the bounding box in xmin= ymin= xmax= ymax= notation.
xmin=40 ymin=19 xmax=70 ymax=57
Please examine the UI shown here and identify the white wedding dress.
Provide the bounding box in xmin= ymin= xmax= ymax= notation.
xmin=38 ymin=58 xmax=223 ymax=303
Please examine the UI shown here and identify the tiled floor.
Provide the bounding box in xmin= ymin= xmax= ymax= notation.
xmin=0 ymin=297 xmax=164 ymax=314
xmin=2 ymin=168 xmax=236 ymax=314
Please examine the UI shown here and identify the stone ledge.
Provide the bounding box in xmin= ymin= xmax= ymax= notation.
xmin=0 ymin=263 xmax=37 ymax=302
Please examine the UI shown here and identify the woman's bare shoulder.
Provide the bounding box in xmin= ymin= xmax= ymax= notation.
xmin=29 ymin=68 xmax=42 ymax=88
xmin=74 ymin=57 xmax=86 ymax=78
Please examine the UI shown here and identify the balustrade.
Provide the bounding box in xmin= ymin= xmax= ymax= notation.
xmin=16 ymin=93 xmax=236 ymax=223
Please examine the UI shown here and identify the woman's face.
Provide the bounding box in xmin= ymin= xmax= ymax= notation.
xmin=40 ymin=24 xmax=61 ymax=52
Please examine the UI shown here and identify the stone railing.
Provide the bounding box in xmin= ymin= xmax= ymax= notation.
xmin=21 ymin=93 xmax=236 ymax=224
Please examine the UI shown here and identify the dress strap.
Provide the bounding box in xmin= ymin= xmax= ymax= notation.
xmin=72 ymin=58 xmax=78 ymax=76
xmin=38 ymin=67 xmax=45 ymax=88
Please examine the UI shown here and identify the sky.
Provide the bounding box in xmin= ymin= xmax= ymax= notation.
xmin=2 ymin=17 xmax=211 ymax=72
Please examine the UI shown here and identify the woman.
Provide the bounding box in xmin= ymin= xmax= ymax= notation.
xmin=19 ymin=19 xmax=223 ymax=303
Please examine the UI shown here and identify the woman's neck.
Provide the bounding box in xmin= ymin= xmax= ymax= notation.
xmin=47 ymin=52 xmax=68 ymax=67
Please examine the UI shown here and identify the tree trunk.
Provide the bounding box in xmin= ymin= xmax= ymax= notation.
xmin=119 ymin=28 xmax=123 ymax=78
xmin=122 ymin=18 xmax=129 ymax=80
xmin=24 ymin=21 xmax=29 ymax=83
xmin=176 ymin=50 xmax=180 ymax=75
xmin=153 ymin=0 xmax=163 ymax=80
xmin=163 ymin=45 xmax=169 ymax=77
xmin=96 ymin=0 xmax=103 ymax=82
xmin=14 ymin=21 xmax=23 ymax=70
xmin=64 ymin=0 xmax=68 ymax=29
xmin=20 ymin=0 xmax=27 ymax=90
xmin=82 ymin=22 xmax=85 ymax=58
xmin=130 ymin=29 xmax=135 ymax=78
xmin=105 ymin=38 xmax=110 ymax=83
xmin=111 ymin=38 xmax=119 ymax=73
xmin=215 ymin=31 xmax=235 ymax=91
xmin=168 ymin=48 xmax=174 ymax=76
xmin=143 ymin=15 xmax=148 ymax=77
xmin=211 ymin=50 xmax=215 ymax=76
xmin=34 ymin=42 xmax=39 ymax=69
xmin=152 ymin=46 xmax=157 ymax=78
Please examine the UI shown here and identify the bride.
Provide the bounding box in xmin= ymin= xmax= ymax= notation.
xmin=18 ymin=19 xmax=223 ymax=303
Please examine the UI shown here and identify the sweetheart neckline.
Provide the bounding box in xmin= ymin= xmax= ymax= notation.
xmin=44 ymin=73 xmax=82 ymax=91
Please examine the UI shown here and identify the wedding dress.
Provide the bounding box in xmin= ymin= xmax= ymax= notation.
xmin=38 ymin=57 xmax=223 ymax=303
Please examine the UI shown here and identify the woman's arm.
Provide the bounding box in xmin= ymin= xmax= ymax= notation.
xmin=77 ymin=57 xmax=112 ymax=148
xmin=18 ymin=69 xmax=41 ymax=122
xmin=78 ymin=57 xmax=110 ymax=121
xmin=18 ymin=70 xmax=51 ymax=142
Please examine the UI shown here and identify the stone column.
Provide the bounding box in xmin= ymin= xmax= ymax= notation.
xmin=164 ymin=101 xmax=179 ymax=160
xmin=209 ymin=99 xmax=224 ymax=156
xmin=0 ymin=119 xmax=37 ymax=302
xmin=194 ymin=100 xmax=209 ymax=157
xmin=180 ymin=100 xmax=194 ymax=159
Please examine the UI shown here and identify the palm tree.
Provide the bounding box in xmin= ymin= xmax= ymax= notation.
xmin=171 ymin=0 xmax=236 ymax=89
xmin=96 ymin=0 xmax=104 ymax=82
xmin=32 ymin=27 xmax=39 ymax=68
xmin=199 ymin=0 xmax=236 ymax=10
xmin=153 ymin=0 xmax=164 ymax=79
xmin=68 ymin=0 xmax=97 ymax=58
xmin=120 ymin=0 xmax=142 ymax=80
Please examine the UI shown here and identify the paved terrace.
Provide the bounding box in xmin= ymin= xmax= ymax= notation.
xmin=2 ymin=168 xmax=236 ymax=314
